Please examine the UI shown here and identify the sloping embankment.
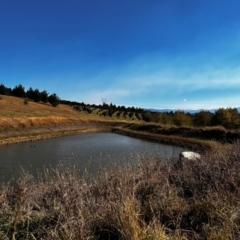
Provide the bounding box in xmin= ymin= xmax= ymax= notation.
xmin=112 ymin=127 xmax=223 ymax=152
xmin=0 ymin=117 xmax=117 ymax=145
xmin=0 ymin=117 xmax=233 ymax=151
xmin=124 ymin=123 xmax=240 ymax=143
xmin=0 ymin=125 xmax=112 ymax=145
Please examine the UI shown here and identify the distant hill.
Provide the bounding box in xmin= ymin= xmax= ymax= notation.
xmin=148 ymin=107 xmax=240 ymax=114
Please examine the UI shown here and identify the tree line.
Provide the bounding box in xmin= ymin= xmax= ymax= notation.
xmin=63 ymin=100 xmax=240 ymax=129
xmin=0 ymin=83 xmax=60 ymax=107
xmin=1 ymin=83 xmax=239 ymax=129
xmin=62 ymin=100 xmax=145 ymax=119
xmin=141 ymin=108 xmax=240 ymax=129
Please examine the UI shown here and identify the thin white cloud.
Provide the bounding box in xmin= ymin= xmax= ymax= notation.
xmin=168 ymin=94 xmax=240 ymax=110
xmin=67 ymin=48 xmax=240 ymax=109
xmin=69 ymin=63 xmax=240 ymax=109
xmin=125 ymin=65 xmax=240 ymax=91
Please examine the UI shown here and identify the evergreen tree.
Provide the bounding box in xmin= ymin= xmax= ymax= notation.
xmin=12 ymin=84 xmax=25 ymax=97
xmin=0 ymin=83 xmax=9 ymax=95
xmin=48 ymin=93 xmax=60 ymax=107
xmin=33 ymin=89 xmax=41 ymax=102
xmin=40 ymin=90 xmax=49 ymax=103
xmin=26 ymin=87 xmax=34 ymax=100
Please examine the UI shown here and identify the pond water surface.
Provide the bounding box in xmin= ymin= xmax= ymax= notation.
xmin=0 ymin=133 xmax=185 ymax=183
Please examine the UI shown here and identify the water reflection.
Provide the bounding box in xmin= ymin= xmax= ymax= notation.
xmin=0 ymin=133 xmax=185 ymax=183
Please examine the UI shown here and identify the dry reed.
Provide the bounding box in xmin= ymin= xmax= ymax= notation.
xmin=0 ymin=142 xmax=240 ymax=239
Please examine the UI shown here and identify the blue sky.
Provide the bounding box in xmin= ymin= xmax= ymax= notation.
xmin=1 ymin=0 xmax=240 ymax=110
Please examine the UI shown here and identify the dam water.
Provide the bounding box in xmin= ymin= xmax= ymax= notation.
xmin=0 ymin=132 xmax=185 ymax=183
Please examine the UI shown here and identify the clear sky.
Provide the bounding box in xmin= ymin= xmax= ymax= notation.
xmin=1 ymin=0 xmax=240 ymax=110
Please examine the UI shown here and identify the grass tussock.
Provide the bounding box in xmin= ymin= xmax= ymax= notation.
xmin=0 ymin=96 xmax=126 ymax=134
xmin=0 ymin=116 xmax=90 ymax=131
xmin=113 ymin=127 xmax=220 ymax=151
xmin=1 ymin=143 xmax=240 ymax=239
xmin=124 ymin=123 xmax=240 ymax=145
xmin=0 ymin=95 xmax=107 ymax=131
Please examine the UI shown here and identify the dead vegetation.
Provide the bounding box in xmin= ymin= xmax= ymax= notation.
xmin=0 ymin=95 xmax=117 ymax=145
xmin=0 ymin=95 xmax=111 ymax=135
xmin=1 ymin=142 xmax=240 ymax=239
xmin=124 ymin=123 xmax=240 ymax=144
xmin=112 ymin=127 xmax=222 ymax=152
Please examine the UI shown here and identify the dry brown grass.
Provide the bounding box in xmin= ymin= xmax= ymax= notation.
xmin=1 ymin=142 xmax=240 ymax=239
xmin=0 ymin=116 xmax=93 ymax=130
xmin=0 ymin=96 xmax=134 ymax=145
xmin=0 ymin=95 xmax=108 ymax=131
xmin=113 ymin=127 xmax=221 ymax=151
xmin=0 ymin=95 xmax=107 ymax=119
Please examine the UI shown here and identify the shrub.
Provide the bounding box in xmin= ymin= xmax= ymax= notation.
xmin=23 ymin=98 xmax=29 ymax=105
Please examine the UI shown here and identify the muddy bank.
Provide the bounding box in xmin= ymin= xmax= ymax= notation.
xmin=112 ymin=127 xmax=217 ymax=152
xmin=124 ymin=123 xmax=240 ymax=143
xmin=0 ymin=123 xmax=113 ymax=146
xmin=0 ymin=120 xmax=230 ymax=151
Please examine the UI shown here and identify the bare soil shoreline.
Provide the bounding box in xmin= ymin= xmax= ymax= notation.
xmin=0 ymin=123 xmax=112 ymax=146
xmin=0 ymin=121 xmax=221 ymax=154
xmin=0 ymin=96 xmax=234 ymax=150
xmin=112 ymin=127 xmax=216 ymax=152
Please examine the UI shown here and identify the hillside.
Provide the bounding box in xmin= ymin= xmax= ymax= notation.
xmin=0 ymin=95 xmax=239 ymax=150
xmin=0 ymin=95 xmax=117 ymax=144
xmin=0 ymin=95 xmax=101 ymax=119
